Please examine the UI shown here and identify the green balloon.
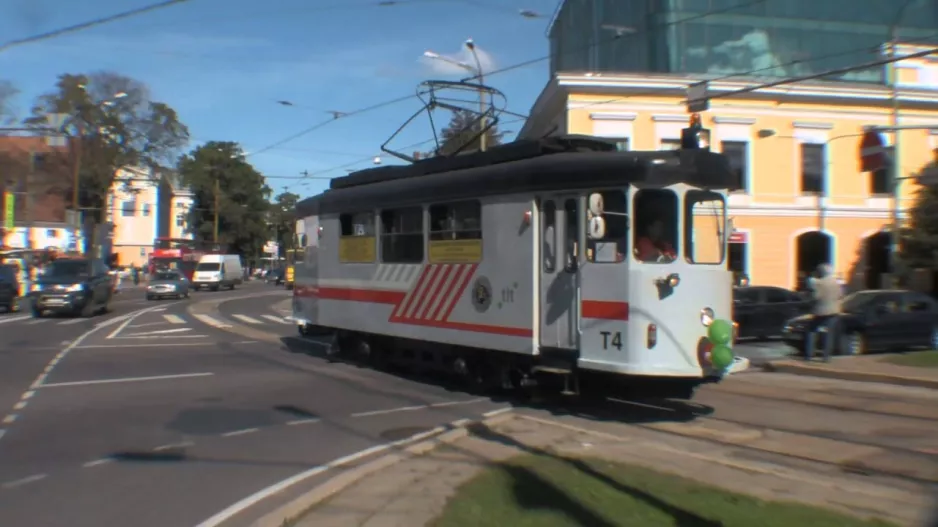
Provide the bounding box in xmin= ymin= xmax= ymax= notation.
xmin=710 ymin=344 xmax=734 ymax=370
xmin=708 ymin=319 xmax=733 ymax=345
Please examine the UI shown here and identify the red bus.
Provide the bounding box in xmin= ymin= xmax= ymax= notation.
xmin=149 ymin=238 xmax=210 ymax=280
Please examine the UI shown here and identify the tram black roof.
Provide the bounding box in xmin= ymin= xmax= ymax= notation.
xmin=296 ymin=135 xmax=736 ymax=216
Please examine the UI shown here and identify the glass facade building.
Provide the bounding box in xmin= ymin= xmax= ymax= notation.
xmin=548 ymin=0 xmax=938 ymax=84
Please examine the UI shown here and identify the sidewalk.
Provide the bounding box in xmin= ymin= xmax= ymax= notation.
xmin=764 ymin=354 xmax=938 ymax=389
xmin=256 ymin=412 xmax=933 ymax=527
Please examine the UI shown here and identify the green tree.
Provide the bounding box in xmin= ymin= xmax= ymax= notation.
xmin=436 ymin=108 xmax=505 ymax=156
xmin=900 ymin=150 xmax=938 ymax=270
xmin=269 ymin=191 xmax=300 ymax=258
xmin=177 ymin=141 xmax=271 ymax=260
xmin=26 ymin=72 xmax=188 ymax=251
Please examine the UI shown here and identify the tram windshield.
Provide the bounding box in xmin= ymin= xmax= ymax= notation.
xmin=685 ymin=190 xmax=726 ymax=265
xmin=633 ymin=189 xmax=678 ymax=263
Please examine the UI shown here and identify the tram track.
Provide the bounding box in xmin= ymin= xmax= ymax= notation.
xmin=531 ymin=394 xmax=938 ymax=487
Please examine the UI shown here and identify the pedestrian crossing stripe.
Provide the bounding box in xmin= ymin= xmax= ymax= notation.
xmin=0 ymin=312 xmax=292 ymax=327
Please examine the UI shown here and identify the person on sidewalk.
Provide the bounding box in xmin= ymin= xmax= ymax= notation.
xmin=805 ymin=263 xmax=842 ymax=362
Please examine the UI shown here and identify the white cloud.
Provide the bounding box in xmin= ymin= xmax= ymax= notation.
xmin=419 ymin=43 xmax=496 ymax=77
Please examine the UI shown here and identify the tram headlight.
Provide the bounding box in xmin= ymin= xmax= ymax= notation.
xmin=700 ymin=307 xmax=715 ymax=327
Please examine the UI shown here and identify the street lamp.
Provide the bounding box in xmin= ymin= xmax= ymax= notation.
xmin=423 ymin=39 xmax=488 ymax=152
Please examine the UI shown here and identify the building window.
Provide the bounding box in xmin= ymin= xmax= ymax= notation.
xmin=800 ymin=143 xmax=825 ymax=194
xmin=870 ymin=168 xmax=890 ymax=195
xmin=176 ymin=213 xmax=186 ymax=227
xmin=659 ymin=139 xmax=681 ymax=150
xmin=142 ymin=203 xmax=151 ymax=217
xmin=46 ymin=229 xmax=57 ymax=238
xmin=721 ymin=141 xmax=748 ymax=192
xmin=380 ymin=207 xmax=423 ymax=263
xmin=121 ymin=200 xmax=136 ymax=217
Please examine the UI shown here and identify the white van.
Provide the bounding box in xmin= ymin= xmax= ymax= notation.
xmin=192 ymin=254 xmax=243 ymax=291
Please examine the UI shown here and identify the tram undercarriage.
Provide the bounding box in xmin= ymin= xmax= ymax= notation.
xmin=299 ymin=325 xmax=705 ymax=401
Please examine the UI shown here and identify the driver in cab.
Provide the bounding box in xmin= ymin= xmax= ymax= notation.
xmin=635 ymin=219 xmax=676 ymax=262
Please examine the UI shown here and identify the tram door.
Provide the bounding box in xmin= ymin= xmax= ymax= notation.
xmin=538 ymin=196 xmax=581 ymax=350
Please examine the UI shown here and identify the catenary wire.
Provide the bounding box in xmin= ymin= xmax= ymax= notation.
xmin=0 ymin=0 xmax=195 ymax=53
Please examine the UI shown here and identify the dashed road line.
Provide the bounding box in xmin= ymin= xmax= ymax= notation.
xmin=222 ymin=428 xmax=259 ymax=437
xmin=39 ymin=372 xmax=214 ymax=389
xmin=154 ymin=441 xmax=194 ymax=451
xmin=58 ymin=318 xmax=86 ymax=325
xmin=0 ymin=315 xmax=30 ymax=324
xmin=192 ymin=313 xmax=232 ymax=328
xmin=82 ymin=458 xmax=113 ymax=468
xmin=2 ymin=474 xmax=47 ymax=489
xmin=231 ymin=314 xmax=263 ymax=325
xmin=163 ymin=314 xmax=186 ymax=324
xmin=287 ymin=418 xmax=320 ymax=426
xmin=261 ymin=314 xmax=290 ymax=324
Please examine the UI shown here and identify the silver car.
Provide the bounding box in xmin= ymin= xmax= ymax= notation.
xmin=146 ymin=270 xmax=190 ymax=300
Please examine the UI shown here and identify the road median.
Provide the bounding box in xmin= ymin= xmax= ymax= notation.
xmin=763 ymin=354 xmax=938 ymax=390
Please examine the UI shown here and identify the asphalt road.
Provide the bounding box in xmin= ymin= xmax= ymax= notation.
xmin=0 ymin=281 xmax=506 ymax=527
xmin=0 ymin=282 xmax=916 ymax=527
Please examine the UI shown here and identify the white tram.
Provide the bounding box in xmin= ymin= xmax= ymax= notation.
xmin=292 ymin=127 xmax=742 ymax=400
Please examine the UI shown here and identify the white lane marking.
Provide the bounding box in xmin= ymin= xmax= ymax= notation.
xmin=75 ymin=342 xmax=212 ymax=349
xmin=163 ymin=314 xmax=186 ymax=324
xmin=483 ymin=407 xmax=511 ymax=418
xmin=194 ymin=423 xmax=450 ymax=527
xmin=121 ymin=328 xmax=192 ymax=336
xmin=428 ymin=398 xmax=488 ymax=408
xmin=193 ymin=314 xmax=232 ymax=328
xmin=13 ymin=401 xmax=26 ymax=410
xmin=106 ymin=309 xmax=145 ymax=339
xmin=2 ymin=415 xmax=15 ymax=424
xmin=83 ymin=458 xmax=113 ymax=468
xmin=152 ymin=308 xmax=166 ymax=312
xmin=222 ymin=428 xmax=258 ymax=437
xmin=25 ymin=319 xmax=46 ymax=325
xmin=116 ymin=335 xmax=207 ymax=340
xmin=39 ymin=372 xmax=214 ymax=388
xmin=57 ymin=318 xmax=86 ymax=325
xmin=286 ymin=418 xmax=320 ymax=426
xmin=154 ymin=441 xmax=194 ymax=451
xmin=2 ymin=474 xmax=47 ymax=489
xmin=350 ymin=404 xmax=428 ymax=418
xmin=261 ymin=314 xmax=290 ymax=324
xmin=0 ymin=315 xmax=30 ymax=325
xmin=231 ymin=314 xmax=263 ymax=325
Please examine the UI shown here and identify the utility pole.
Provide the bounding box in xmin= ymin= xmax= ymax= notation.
xmin=465 ymin=39 xmax=486 ymax=152
xmin=70 ymin=132 xmax=84 ymax=255
xmin=213 ymin=174 xmax=220 ymax=245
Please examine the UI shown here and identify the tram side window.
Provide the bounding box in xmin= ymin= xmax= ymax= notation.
xmin=633 ymin=189 xmax=678 ymax=264
xmin=587 ymin=190 xmax=627 ymax=263
xmin=380 ymin=207 xmax=424 ymax=263
xmin=338 ymin=212 xmax=376 ymax=263
xmin=542 ymin=200 xmax=556 ymax=273
xmin=685 ymin=190 xmax=726 ymax=265
xmin=429 ymin=201 xmax=481 ymax=240
xmin=339 ymin=212 xmax=375 ymax=237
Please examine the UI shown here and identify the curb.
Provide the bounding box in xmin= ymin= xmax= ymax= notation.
xmin=252 ymin=411 xmax=514 ymax=527
xmin=762 ymin=361 xmax=938 ymax=390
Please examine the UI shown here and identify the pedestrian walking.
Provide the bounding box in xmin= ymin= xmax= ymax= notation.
xmin=805 ymin=263 xmax=842 ymax=362
xmin=132 ymin=266 xmax=140 ymax=286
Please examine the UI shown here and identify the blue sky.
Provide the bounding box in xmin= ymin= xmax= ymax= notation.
xmin=0 ymin=0 xmax=556 ymax=198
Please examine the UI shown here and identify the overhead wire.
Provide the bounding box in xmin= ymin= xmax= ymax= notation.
xmin=0 ymin=0 xmax=195 ymax=53
xmin=248 ymin=0 xmax=769 ymax=154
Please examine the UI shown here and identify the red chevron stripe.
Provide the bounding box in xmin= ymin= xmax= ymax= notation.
xmin=391 ymin=265 xmax=432 ymax=320
xmin=418 ymin=264 xmax=455 ymax=320
xmin=441 ymin=263 xmax=477 ymax=321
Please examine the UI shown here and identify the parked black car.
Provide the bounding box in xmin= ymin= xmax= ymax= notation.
xmin=266 ymin=268 xmax=285 ymax=286
xmin=781 ymin=289 xmax=938 ymax=355
xmin=733 ymin=285 xmax=812 ymax=339
xmin=0 ymin=263 xmax=19 ymax=313
xmin=31 ymin=258 xmax=113 ymax=318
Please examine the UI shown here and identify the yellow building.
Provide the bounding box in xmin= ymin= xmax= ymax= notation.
xmin=519 ymin=52 xmax=938 ymax=290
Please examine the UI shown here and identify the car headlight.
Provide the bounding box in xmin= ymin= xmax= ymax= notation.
xmin=30 ymin=284 xmax=42 ymax=292
xmin=700 ymin=307 xmax=714 ymax=326
xmin=64 ymin=284 xmax=83 ymax=292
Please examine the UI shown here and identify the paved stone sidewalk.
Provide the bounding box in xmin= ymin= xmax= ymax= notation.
xmin=766 ymin=354 xmax=938 ymax=389
xmin=279 ymin=413 xmax=933 ymax=527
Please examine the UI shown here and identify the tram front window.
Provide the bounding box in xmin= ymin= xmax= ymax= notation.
xmin=685 ymin=190 xmax=726 ymax=265
xmin=633 ymin=189 xmax=678 ymax=263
